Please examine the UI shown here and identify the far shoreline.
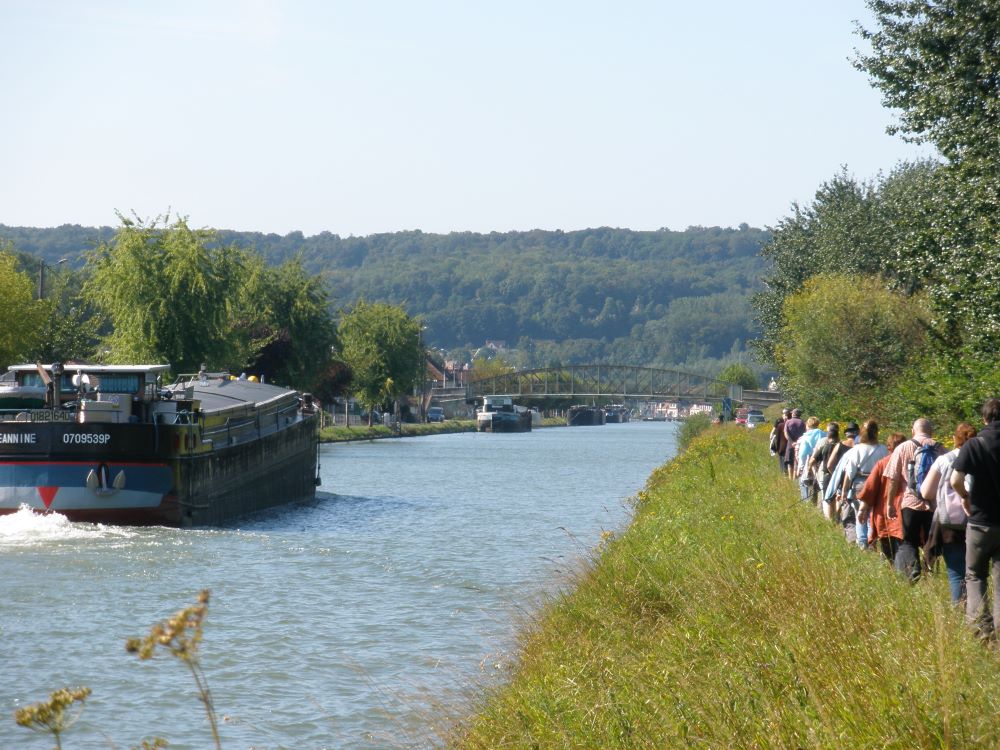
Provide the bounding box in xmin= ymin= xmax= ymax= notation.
xmin=318 ymin=418 xmax=567 ymax=443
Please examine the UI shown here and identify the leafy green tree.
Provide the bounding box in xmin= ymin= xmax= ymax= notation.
xmin=468 ymin=354 xmax=516 ymax=389
xmin=776 ymin=273 xmax=927 ymax=418
xmin=337 ymin=301 xmax=424 ymax=425
xmin=716 ymin=362 xmax=758 ymax=391
xmin=752 ymin=170 xmax=883 ymax=364
xmin=751 ymin=163 xmax=948 ymax=363
xmin=0 ymin=246 xmax=46 ymax=368
xmin=84 ymin=218 xmax=341 ymax=387
xmin=84 ymin=216 xmax=245 ymax=373
xmin=856 ymin=3 xmax=1000 ymax=354
xmin=29 ymin=264 xmax=100 ymax=364
xmin=856 ymin=0 xmax=1000 ymax=166
xmin=240 ymin=256 xmax=338 ymax=388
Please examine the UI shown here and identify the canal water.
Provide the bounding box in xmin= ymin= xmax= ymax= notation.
xmin=0 ymin=421 xmax=677 ymax=749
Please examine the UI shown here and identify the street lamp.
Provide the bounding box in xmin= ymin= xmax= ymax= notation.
xmin=37 ymin=258 xmax=67 ymax=300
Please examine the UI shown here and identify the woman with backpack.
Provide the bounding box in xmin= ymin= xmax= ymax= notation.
xmin=919 ymin=422 xmax=978 ymax=603
xmin=858 ymin=432 xmax=907 ymax=563
xmin=837 ymin=420 xmax=888 ymax=547
xmin=811 ymin=422 xmax=855 ymax=520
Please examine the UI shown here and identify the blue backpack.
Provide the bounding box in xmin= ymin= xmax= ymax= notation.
xmin=906 ymin=439 xmax=940 ymax=502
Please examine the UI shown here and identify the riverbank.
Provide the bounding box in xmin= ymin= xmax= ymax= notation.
xmin=448 ymin=425 xmax=1000 ymax=748
xmin=319 ymin=417 xmax=567 ymax=443
xmin=319 ymin=420 xmax=477 ymax=443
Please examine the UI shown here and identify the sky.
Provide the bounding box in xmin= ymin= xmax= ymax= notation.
xmin=0 ymin=1 xmax=934 ymax=237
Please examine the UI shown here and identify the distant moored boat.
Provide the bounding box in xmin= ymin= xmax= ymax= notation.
xmin=567 ymin=405 xmax=606 ymax=426
xmin=476 ymin=395 xmax=532 ymax=433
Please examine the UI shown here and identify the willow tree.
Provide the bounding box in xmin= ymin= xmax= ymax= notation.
xmin=83 ymin=216 xmax=249 ymax=373
xmin=337 ymin=301 xmax=424 ymax=424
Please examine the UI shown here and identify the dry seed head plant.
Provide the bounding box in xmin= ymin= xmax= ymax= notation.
xmin=126 ymin=589 xmax=209 ymax=662
xmin=14 ymin=591 xmax=219 ymax=749
xmin=126 ymin=589 xmax=220 ymax=750
xmin=14 ymin=686 xmax=91 ymax=750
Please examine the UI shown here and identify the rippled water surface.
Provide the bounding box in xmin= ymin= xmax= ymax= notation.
xmin=0 ymin=422 xmax=677 ymax=749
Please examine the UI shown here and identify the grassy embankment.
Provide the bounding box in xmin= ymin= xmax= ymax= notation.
xmin=448 ymin=425 xmax=1000 ymax=748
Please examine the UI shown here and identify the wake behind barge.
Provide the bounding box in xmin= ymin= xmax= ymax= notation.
xmin=0 ymin=363 xmax=319 ymax=526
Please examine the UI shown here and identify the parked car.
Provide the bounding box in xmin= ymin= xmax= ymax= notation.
xmin=427 ymin=406 xmax=445 ymax=422
xmin=746 ymin=411 xmax=767 ymax=428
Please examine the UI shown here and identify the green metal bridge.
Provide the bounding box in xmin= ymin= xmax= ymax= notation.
xmin=464 ymin=365 xmax=743 ymax=403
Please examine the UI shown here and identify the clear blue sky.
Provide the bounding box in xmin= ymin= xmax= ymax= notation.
xmin=1 ymin=1 xmax=933 ymax=236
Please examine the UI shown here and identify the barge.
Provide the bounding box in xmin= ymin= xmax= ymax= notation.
xmin=476 ymin=395 xmax=532 ymax=433
xmin=567 ymin=405 xmax=606 ymax=426
xmin=0 ymin=363 xmax=319 ymax=526
xmin=604 ymin=404 xmax=630 ymax=423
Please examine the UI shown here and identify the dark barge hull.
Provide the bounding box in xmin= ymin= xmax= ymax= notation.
xmin=567 ymin=406 xmax=606 ymax=426
xmin=478 ymin=413 xmax=532 ymax=433
xmin=170 ymin=414 xmax=317 ymax=525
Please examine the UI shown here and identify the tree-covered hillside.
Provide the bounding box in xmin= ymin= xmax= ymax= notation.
xmin=0 ymin=223 xmax=770 ymax=369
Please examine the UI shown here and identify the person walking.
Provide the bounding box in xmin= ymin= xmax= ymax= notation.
xmin=808 ymin=422 xmax=838 ymax=511
xmin=821 ymin=422 xmax=858 ymax=522
xmin=796 ymin=416 xmax=825 ymax=504
xmin=921 ymin=422 xmax=977 ymax=604
xmin=951 ymin=399 xmax=1000 ymax=637
xmin=784 ymin=408 xmax=806 ymax=480
xmin=885 ymin=418 xmax=942 ymax=581
xmin=859 ymin=432 xmax=907 ymax=563
xmin=773 ymin=408 xmax=791 ymax=475
xmin=838 ymin=420 xmax=888 ymax=548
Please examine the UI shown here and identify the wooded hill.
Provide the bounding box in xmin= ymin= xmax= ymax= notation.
xmin=0 ymin=223 xmax=770 ymax=369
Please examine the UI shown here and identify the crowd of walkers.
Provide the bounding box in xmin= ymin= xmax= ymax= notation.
xmin=770 ymin=401 xmax=1000 ymax=639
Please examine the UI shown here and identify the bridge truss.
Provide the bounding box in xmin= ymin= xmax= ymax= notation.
xmin=465 ymin=365 xmax=742 ymax=403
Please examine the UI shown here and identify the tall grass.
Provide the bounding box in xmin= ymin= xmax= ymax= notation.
xmin=677 ymin=412 xmax=713 ymax=452
xmin=448 ymin=425 xmax=1000 ymax=748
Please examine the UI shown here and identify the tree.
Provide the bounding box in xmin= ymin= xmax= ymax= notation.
xmin=856 ymin=0 xmax=1000 ymax=166
xmin=84 ymin=216 xmax=245 ymax=373
xmin=469 ymin=354 xmax=515 ymax=381
xmin=856 ymin=4 xmax=1000 ymax=354
xmin=82 ymin=216 xmax=340 ymax=386
xmin=0 ymin=246 xmax=46 ymax=368
xmin=239 ymin=256 xmax=338 ymax=389
xmin=336 ymin=301 xmax=424 ymax=425
xmin=28 ymin=264 xmax=100 ymax=364
xmin=750 ymin=163 xmax=949 ymax=363
xmin=775 ymin=274 xmax=927 ymax=418
xmin=716 ymin=362 xmax=758 ymax=391
xmin=752 ymin=169 xmax=883 ymax=363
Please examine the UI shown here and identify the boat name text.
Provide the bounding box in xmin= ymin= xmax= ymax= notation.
xmin=0 ymin=433 xmax=37 ymax=444
xmin=63 ymin=433 xmax=112 ymax=445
